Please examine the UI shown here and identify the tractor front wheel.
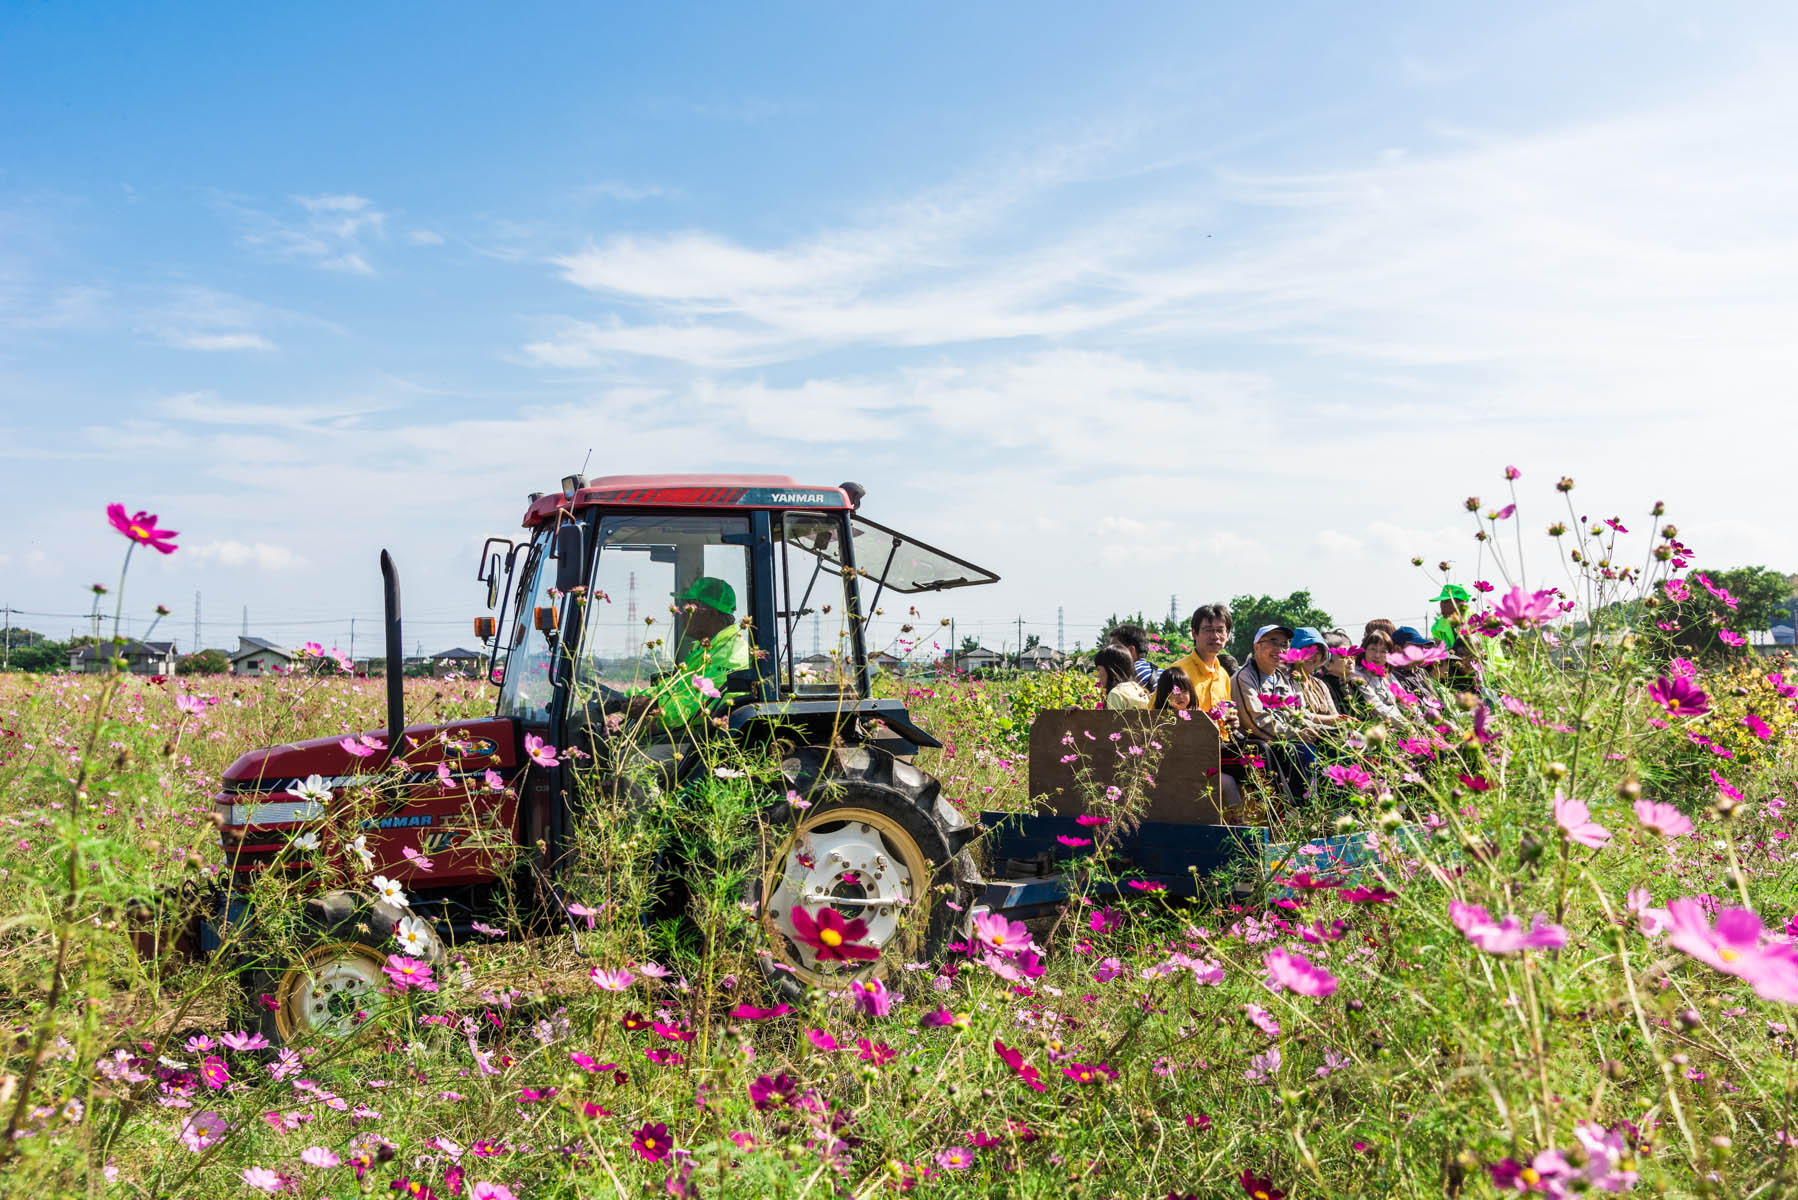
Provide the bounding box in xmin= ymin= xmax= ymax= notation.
xmin=747 ymin=746 xmax=977 ymax=1005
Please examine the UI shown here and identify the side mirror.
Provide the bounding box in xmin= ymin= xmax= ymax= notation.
xmin=484 ymin=553 xmax=502 ymax=609
xmin=474 ymin=617 xmax=497 ymax=641
xmin=533 ymin=606 xmax=559 ymax=634
xmin=553 ymin=524 xmax=586 ymax=594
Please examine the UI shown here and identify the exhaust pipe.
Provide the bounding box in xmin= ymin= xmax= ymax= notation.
xmin=380 ymin=550 xmax=405 ymax=763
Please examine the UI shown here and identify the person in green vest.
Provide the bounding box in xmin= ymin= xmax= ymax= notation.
xmin=1429 ymin=584 xmax=1471 ymax=647
xmin=625 ymin=576 xmax=752 ymax=728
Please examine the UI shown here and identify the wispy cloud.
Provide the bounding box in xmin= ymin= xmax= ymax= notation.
xmin=141 ymin=286 xmax=279 ymax=352
xmin=233 ymin=192 xmax=388 ymax=275
xmin=184 ymin=539 xmax=308 ymax=570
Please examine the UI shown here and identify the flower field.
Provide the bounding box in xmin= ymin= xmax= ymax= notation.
xmin=2 ymin=493 xmax=1797 ymax=1199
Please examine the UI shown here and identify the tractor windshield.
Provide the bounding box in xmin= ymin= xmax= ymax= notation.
xmin=577 ymin=514 xmax=753 ymax=690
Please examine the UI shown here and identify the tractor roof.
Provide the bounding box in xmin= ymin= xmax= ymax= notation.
xmin=522 ymin=474 xmax=852 ymax=527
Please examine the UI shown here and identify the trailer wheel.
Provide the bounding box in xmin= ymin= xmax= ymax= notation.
xmin=244 ymin=892 xmax=445 ymax=1046
xmin=748 ymin=745 xmax=977 ymax=1005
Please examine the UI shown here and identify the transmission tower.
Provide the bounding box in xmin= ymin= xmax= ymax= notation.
xmin=1057 ymin=606 xmax=1064 ymax=653
xmin=624 ymin=571 xmax=640 ymax=661
xmin=193 ymin=591 xmax=201 ymax=652
xmin=812 ymin=615 xmax=821 ymax=656
xmin=1169 ymin=594 xmax=1178 ymax=623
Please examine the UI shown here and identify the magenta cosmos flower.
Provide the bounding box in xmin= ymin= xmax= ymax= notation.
xmin=107 ymin=503 xmax=179 ymax=554
xmin=630 ymin=1122 xmax=673 ymax=1162
xmin=748 ymin=1072 xmax=799 ymax=1111
xmin=788 ymin=905 xmax=879 ymax=962
xmin=383 ymin=955 xmax=438 ymax=993
xmin=524 ymin=734 xmax=559 ymax=767
xmin=1664 ymin=898 xmax=1798 ymax=1003
xmin=1451 ymin=901 xmax=1567 ymax=955
xmin=993 ymin=1039 xmax=1046 ymax=1092
xmin=849 ymin=977 xmax=891 ymax=1018
xmin=1263 ymin=947 xmax=1338 ymax=997
xmin=1633 ymin=799 xmax=1693 ymax=838
xmin=1552 ymin=793 xmax=1611 ymax=849
xmin=1648 ymin=674 xmax=1710 ymax=717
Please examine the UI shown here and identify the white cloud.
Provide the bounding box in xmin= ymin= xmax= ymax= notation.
xmin=406 ymin=230 xmax=444 ymax=246
xmin=171 ymin=332 xmax=275 ymax=352
xmin=185 ymin=540 xmax=308 ymax=571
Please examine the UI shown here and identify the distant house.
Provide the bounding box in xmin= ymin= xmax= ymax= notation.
xmin=67 ymin=640 xmax=179 ymax=675
xmin=430 ymin=647 xmax=483 ymax=676
xmin=953 ymin=646 xmax=1003 ymax=672
xmin=229 ymin=636 xmax=294 ymax=676
xmin=868 ymin=650 xmax=907 ymax=675
xmin=1774 ymin=624 xmax=1795 ymax=646
xmin=1018 ymin=644 xmax=1065 ymax=671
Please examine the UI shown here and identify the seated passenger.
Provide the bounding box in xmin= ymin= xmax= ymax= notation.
xmin=1388 ymin=626 xmax=1445 ymax=719
xmin=1230 ymin=624 xmax=1303 ymax=743
xmin=1168 ymin=604 xmax=1235 ymax=728
xmin=1107 ymin=624 xmax=1159 ymax=690
xmin=1286 ymin=627 xmax=1348 ymax=735
xmin=1231 ymin=624 xmax=1317 ymax=798
xmin=1317 ymin=629 xmax=1355 ymax=713
xmin=1152 ymin=666 xmax=1193 ymax=711
xmin=1351 ymin=628 xmax=1411 ymax=726
xmin=1094 ymin=646 xmax=1151 ymax=710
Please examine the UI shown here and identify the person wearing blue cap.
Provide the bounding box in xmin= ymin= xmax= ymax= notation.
xmin=1285 ymin=628 xmax=1349 ymax=736
xmin=1230 ymin=623 xmax=1319 ymax=799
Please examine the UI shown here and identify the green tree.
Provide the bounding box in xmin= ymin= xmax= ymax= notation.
xmin=1224 ymin=591 xmax=1336 ymax=663
xmin=4 ymin=631 xmax=70 ymax=673
xmin=958 ymin=635 xmax=980 ymax=654
xmin=1657 ymin=565 xmax=1792 ymax=653
xmin=178 ymin=648 xmax=231 ymax=675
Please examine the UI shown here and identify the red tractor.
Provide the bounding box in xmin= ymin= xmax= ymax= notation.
xmin=196 ymin=475 xmax=999 ymax=1043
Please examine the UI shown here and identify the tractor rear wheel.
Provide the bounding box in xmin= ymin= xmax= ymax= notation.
xmin=747 ymin=745 xmax=977 ymax=1005
xmin=243 ymin=892 xmax=446 ymax=1046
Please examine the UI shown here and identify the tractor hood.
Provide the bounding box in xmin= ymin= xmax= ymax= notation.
xmin=220 ymin=716 xmax=519 ymax=796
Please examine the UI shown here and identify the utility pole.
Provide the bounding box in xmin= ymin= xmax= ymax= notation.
xmin=242 ymin=605 xmax=248 ymax=637
xmin=1057 ymin=606 xmax=1064 ymax=654
xmin=2 ymin=604 xmax=10 ymax=670
xmin=193 ymin=591 xmax=201 ymax=654
xmin=349 ymin=617 xmax=356 ymax=662
xmin=949 ymin=618 xmax=956 ymax=664
xmin=1016 ymin=616 xmax=1024 ymax=667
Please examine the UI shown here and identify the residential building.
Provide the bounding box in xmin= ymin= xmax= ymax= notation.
xmin=229 ymin=636 xmax=294 ymax=676
xmin=67 ymin=640 xmax=179 ymax=675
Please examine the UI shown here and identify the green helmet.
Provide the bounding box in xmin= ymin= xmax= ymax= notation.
xmin=1431 ymin=584 xmax=1472 ymax=604
xmin=674 ymin=576 xmax=736 ymax=616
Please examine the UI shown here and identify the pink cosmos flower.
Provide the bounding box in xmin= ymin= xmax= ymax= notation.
xmin=1665 ymin=898 xmax=1798 ymax=1002
xmin=1553 ymin=792 xmax=1611 ymax=848
xmin=788 ymin=906 xmax=880 ymax=962
xmin=973 ymin=910 xmax=1031 ymax=956
xmin=402 ymin=845 xmax=435 ymax=872
xmin=936 ymin=1145 xmax=975 ymax=1169
xmin=175 ymin=694 xmax=206 ymax=717
xmin=1633 ymin=799 xmax=1693 ymax=838
xmin=567 ymin=901 xmax=598 ymax=929
xmin=340 ymin=736 xmax=383 ymax=758
xmin=524 ymin=735 xmax=559 ymax=767
xmin=1088 ymin=907 xmax=1123 ymax=933
xmin=1324 ymin=763 xmax=1373 ymax=791
xmin=729 ymin=1003 xmax=791 ymax=1020
xmin=220 ymin=1031 xmax=269 ymax=1051
xmin=107 ymin=503 xmax=180 ymax=554
xmin=1387 ymin=646 xmax=1451 ymax=669
xmin=1720 ymin=629 xmax=1746 ymax=647
xmin=1244 ymin=1004 xmax=1281 ymax=1037
xmin=1056 ymin=835 xmax=1092 ymax=848
xmin=693 ymin=673 xmax=722 ymax=699
xmin=484 ymin=768 xmax=506 ymax=791
xmin=383 ymin=955 xmax=438 ymax=993
xmin=1648 ymin=674 xmax=1710 ymax=717
xmin=1074 ymin=813 xmax=1109 ymax=827
xmin=1339 ymin=886 xmax=1397 ymax=905
xmin=748 ymin=1072 xmax=799 ymax=1111
xmin=242 ymin=1166 xmax=284 ymax=1193
xmin=1745 ymin=713 xmax=1773 ymax=740
xmin=1494 ymin=585 xmax=1558 ymax=628
xmin=180 ymin=1110 xmax=228 ymax=1151
xmin=471 ymin=1186 xmax=515 ymax=1200
xmin=1450 ymin=901 xmax=1566 ymax=955
xmin=200 ymin=1055 xmax=229 ymax=1090
xmin=300 ymin=1147 xmax=339 ymax=1168
xmin=1263 ymin=947 xmax=1338 ymax=998
xmin=850 ymin=977 xmax=892 ymax=1018
xmin=590 ymin=967 xmax=634 ymax=991
xmin=1492 ymin=503 xmax=1516 ymax=520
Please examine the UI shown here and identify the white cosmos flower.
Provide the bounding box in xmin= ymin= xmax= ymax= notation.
xmin=395 ymin=915 xmax=431 ymax=952
xmin=349 ymin=835 xmax=374 ymax=869
xmin=371 ymin=875 xmax=409 ymax=907
xmin=285 ymin=774 xmax=332 ymax=806
xmin=291 ymin=831 xmax=321 ymax=852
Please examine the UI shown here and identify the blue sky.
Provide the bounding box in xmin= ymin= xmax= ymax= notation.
xmin=3 ymin=2 xmax=1795 ymax=656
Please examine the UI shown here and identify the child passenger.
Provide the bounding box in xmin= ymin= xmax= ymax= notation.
xmin=1094 ymin=646 xmax=1151 ymax=710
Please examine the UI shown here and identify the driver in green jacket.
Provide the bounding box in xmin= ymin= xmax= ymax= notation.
xmin=625 ymin=576 xmax=752 ymax=728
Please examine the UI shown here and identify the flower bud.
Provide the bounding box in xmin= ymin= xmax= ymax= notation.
xmin=1652 ymin=501 xmax=1666 ymax=516
xmin=1617 ymin=777 xmax=1642 ymax=802
xmin=1464 ymin=497 xmax=1481 ymax=512
xmin=1410 ymin=556 xmax=1424 ymax=567
xmin=1504 ymin=465 xmax=1521 ymax=480
xmin=1517 ymin=831 xmax=1543 ymax=865
xmin=1556 ymin=476 xmax=1575 ymax=492
xmin=1678 ymin=1008 xmax=1702 ymax=1030
xmin=1544 ymin=761 xmax=1569 ymax=780
xmin=1547 ymin=522 xmax=1567 ymax=537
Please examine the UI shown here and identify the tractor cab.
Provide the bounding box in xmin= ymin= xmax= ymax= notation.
xmin=480 ymin=475 xmax=995 ymax=772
